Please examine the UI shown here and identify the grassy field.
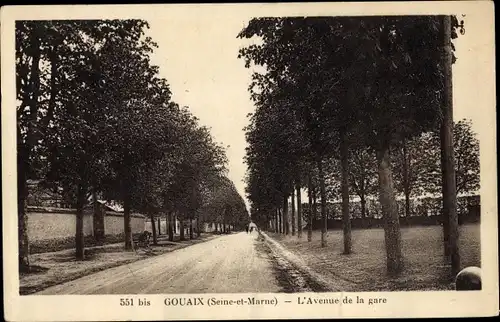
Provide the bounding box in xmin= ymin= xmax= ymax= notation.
xmin=269 ymin=223 xmax=480 ymax=291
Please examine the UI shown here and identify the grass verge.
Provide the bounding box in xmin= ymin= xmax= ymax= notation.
xmin=265 ymin=224 xmax=480 ymax=291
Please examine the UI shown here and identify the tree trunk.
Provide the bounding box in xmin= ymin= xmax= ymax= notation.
xmin=157 ymin=216 xmax=161 ymax=235
xmin=17 ymin=31 xmax=43 ymax=270
xmin=360 ymin=195 xmax=367 ymax=229
xmin=75 ymin=183 xmax=87 ymax=260
xmin=360 ymin=195 xmax=367 ymax=219
xmin=404 ymin=192 xmax=411 ymax=220
xmin=376 ymin=145 xmax=403 ymax=275
xmin=173 ymin=214 xmax=177 ymax=234
xmin=24 ymin=32 xmax=42 ymax=154
xmin=281 ymin=206 xmax=284 ymax=234
xmin=46 ymin=48 xmax=58 ymax=126
xmin=179 ymin=217 xmax=185 ymax=241
xmin=340 ymin=134 xmax=352 ymax=254
xmin=17 ymin=155 xmax=30 ymax=270
xmin=441 ymin=14 xmax=460 ymax=276
xmin=291 ymin=189 xmax=296 ymax=236
xmin=275 ymin=208 xmax=279 ymax=233
xmin=189 ymin=218 xmax=194 ymax=239
xmin=307 ymin=174 xmax=313 ymax=242
xmin=168 ymin=212 xmax=174 ymax=242
xmin=123 ymin=193 xmax=132 ymax=250
xmin=283 ymin=195 xmax=290 ymax=235
xmin=273 ymin=210 xmax=276 ymax=233
xmin=196 ymin=215 xmax=201 ymax=237
xmin=92 ymin=188 xmax=98 ymax=224
xmin=317 ymin=159 xmax=328 ymax=247
xmin=278 ymin=208 xmax=282 ymax=234
xmin=91 ymin=186 xmax=105 ymax=244
xmin=402 ymin=140 xmax=411 ymax=218
xmin=281 ymin=208 xmax=284 ymax=234
xmin=150 ymin=212 xmax=158 ymax=245
xmin=296 ymin=181 xmax=302 ymax=238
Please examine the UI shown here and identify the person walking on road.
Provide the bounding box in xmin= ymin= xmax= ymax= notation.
xmin=248 ymin=221 xmax=257 ymax=233
xmin=245 ymin=224 xmax=249 ymax=234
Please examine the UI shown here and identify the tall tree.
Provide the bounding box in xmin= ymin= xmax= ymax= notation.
xmin=243 ymin=87 xmax=303 ymax=237
xmin=239 ymin=16 xmax=465 ymax=275
xmin=419 ymin=119 xmax=480 ymax=197
xmin=16 ymin=21 xmax=85 ymax=268
xmin=351 ymin=17 xmax=447 ymax=275
xmin=307 ymin=173 xmax=314 ymax=242
xmin=452 ymin=119 xmax=480 ymax=195
xmin=17 ymin=20 xmax=161 ymax=261
xmin=291 ymin=188 xmax=296 ymax=236
xmin=440 ymin=15 xmax=463 ymax=276
xmin=348 ymin=147 xmax=378 ymax=219
xmin=392 ymin=133 xmax=435 ymax=217
xmin=295 ymin=179 xmax=302 ymax=238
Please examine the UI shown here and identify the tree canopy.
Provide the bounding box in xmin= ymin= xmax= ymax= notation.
xmin=238 ymin=15 xmax=467 ymax=275
xmin=17 ymin=19 xmax=248 ymax=264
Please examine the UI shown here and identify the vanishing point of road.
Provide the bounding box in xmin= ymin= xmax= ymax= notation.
xmin=36 ymin=232 xmax=283 ymax=295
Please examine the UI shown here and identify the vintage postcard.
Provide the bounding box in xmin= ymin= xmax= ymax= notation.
xmin=1 ymin=1 xmax=498 ymax=321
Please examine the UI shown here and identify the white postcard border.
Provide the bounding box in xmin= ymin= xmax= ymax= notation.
xmin=2 ymin=2 xmax=498 ymax=320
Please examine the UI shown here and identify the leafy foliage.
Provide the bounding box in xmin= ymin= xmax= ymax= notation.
xmin=419 ymin=119 xmax=480 ymax=195
xmin=238 ymin=16 xmax=467 ymax=274
xmin=17 ymin=19 xmax=246 ymax=262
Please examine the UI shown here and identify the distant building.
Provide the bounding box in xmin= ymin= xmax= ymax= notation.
xmin=26 ymin=179 xmax=68 ymax=208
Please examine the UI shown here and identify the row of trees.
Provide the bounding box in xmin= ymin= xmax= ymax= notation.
xmin=306 ymin=119 xmax=479 ymax=220
xmin=17 ymin=20 xmax=247 ymax=270
xmin=239 ymin=16 xmax=469 ymax=276
xmin=199 ymin=176 xmax=250 ymax=234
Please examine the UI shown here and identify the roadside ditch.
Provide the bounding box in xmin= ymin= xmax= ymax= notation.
xmin=256 ymin=231 xmax=333 ymax=293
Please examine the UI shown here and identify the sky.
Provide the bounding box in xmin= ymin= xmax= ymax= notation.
xmin=146 ymin=16 xmax=257 ymax=210
xmin=143 ymin=14 xmax=485 ymax=211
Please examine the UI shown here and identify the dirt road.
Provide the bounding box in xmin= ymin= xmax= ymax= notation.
xmin=36 ymin=232 xmax=282 ymax=295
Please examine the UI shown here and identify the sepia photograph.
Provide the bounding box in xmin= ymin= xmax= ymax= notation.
xmin=1 ymin=2 xmax=498 ymax=321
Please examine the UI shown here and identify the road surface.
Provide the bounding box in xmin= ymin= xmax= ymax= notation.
xmin=36 ymin=232 xmax=282 ymax=294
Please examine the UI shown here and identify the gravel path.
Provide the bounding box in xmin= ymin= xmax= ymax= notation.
xmin=35 ymin=232 xmax=281 ymax=295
